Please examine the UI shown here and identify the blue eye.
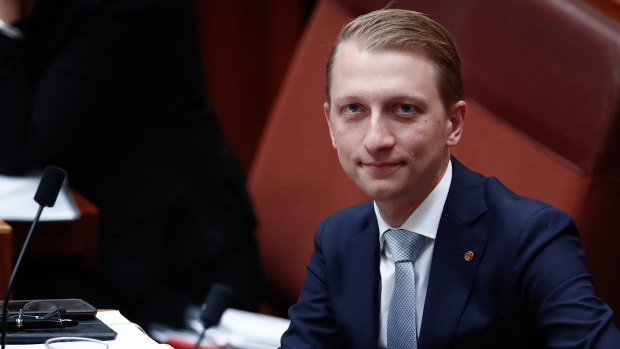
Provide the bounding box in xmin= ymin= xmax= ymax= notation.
xmin=344 ymin=104 xmax=361 ymax=113
xmin=398 ymin=104 xmax=414 ymax=113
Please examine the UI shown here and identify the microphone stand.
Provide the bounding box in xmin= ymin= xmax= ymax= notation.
xmin=1 ymin=165 xmax=66 ymax=349
xmin=193 ymin=326 xmax=209 ymax=349
xmin=192 ymin=284 xmax=234 ymax=349
xmin=1 ymin=205 xmax=44 ymax=349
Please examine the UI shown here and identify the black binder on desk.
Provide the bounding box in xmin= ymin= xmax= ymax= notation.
xmin=1 ymin=298 xmax=117 ymax=344
xmin=5 ymin=317 xmax=117 ymax=344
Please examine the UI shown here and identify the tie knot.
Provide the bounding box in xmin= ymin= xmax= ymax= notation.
xmin=384 ymin=229 xmax=424 ymax=262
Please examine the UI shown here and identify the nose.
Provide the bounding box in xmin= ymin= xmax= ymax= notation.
xmin=363 ymin=113 xmax=395 ymax=153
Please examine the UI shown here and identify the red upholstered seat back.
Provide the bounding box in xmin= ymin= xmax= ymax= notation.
xmin=248 ymin=1 xmax=367 ymax=314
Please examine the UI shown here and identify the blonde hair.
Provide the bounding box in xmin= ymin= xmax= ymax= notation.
xmin=326 ymin=9 xmax=462 ymax=110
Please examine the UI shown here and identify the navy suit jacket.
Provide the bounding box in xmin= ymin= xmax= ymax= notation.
xmin=281 ymin=158 xmax=620 ymax=348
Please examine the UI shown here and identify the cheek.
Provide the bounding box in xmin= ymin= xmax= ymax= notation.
xmin=333 ymin=132 xmax=363 ymax=168
xmin=395 ymin=127 xmax=426 ymax=148
xmin=333 ymin=127 xmax=355 ymax=151
xmin=398 ymin=130 xmax=441 ymax=159
xmin=335 ymin=144 xmax=358 ymax=178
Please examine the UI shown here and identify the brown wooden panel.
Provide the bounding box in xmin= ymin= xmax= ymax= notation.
xmin=0 ymin=220 xmax=12 ymax=292
xmin=7 ymin=191 xmax=99 ymax=268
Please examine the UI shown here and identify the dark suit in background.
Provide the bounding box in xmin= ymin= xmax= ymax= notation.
xmin=0 ymin=0 xmax=260 ymax=329
xmin=281 ymin=158 xmax=620 ymax=348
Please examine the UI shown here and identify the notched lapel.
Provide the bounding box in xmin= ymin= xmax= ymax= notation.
xmin=418 ymin=158 xmax=489 ymax=349
xmin=419 ymin=213 xmax=487 ymax=349
xmin=343 ymin=218 xmax=381 ymax=348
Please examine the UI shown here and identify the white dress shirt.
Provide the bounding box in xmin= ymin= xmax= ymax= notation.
xmin=376 ymin=160 xmax=452 ymax=348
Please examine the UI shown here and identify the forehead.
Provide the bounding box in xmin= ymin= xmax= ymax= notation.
xmin=330 ymin=40 xmax=440 ymax=101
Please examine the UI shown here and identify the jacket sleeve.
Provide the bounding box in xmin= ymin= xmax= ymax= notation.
xmin=0 ymin=0 xmax=178 ymax=174
xmin=515 ymin=207 xmax=620 ymax=348
xmin=0 ymin=23 xmax=33 ymax=173
xmin=280 ymin=219 xmax=344 ymax=349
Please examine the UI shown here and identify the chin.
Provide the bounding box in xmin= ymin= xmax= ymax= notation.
xmin=361 ymin=186 xmax=400 ymax=202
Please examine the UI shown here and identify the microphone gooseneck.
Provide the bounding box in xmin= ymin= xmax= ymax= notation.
xmin=192 ymin=284 xmax=235 ymax=349
xmin=1 ymin=166 xmax=67 ymax=349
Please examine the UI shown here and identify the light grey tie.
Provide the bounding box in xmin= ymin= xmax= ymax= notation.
xmin=384 ymin=228 xmax=425 ymax=349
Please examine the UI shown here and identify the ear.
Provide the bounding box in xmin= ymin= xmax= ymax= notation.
xmin=446 ymin=100 xmax=466 ymax=147
xmin=324 ymin=102 xmax=337 ymax=149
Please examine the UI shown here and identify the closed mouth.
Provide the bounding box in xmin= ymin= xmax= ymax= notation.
xmin=362 ymin=161 xmax=403 ymax=171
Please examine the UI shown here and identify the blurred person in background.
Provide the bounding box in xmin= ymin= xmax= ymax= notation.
xmin=0 ymin=0 xmax=260 ymax=331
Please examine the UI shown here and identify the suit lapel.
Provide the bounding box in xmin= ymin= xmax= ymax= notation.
xmin=418 ymin=158 xmax=489 ymax=349
xmin=344 ymin=209 xmax=381 ymax=349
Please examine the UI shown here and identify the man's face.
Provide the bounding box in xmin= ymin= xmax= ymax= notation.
xmin=325 ymin=40 xmax=464 ymax=209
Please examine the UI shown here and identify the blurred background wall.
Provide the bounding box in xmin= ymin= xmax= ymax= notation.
xmin=192 ymin=0 xmax=316 ymax=174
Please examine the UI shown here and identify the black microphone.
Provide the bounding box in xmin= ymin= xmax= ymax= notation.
xmin=193 ymin=284 xmax=235 ymax=349
xmin=1 ymin=166 xmax=67 ymax=349
xmin=33 ymin=166 xmax=67 ymax=207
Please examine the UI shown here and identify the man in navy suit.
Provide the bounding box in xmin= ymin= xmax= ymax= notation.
xmin=280 ymin=8 xmax=620 ymax=348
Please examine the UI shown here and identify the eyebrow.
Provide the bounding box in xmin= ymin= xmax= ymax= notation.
xmin=332 ymin=93 xmax=429 ymax=105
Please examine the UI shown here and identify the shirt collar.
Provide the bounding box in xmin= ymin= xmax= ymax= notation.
xmin=376 ymin=160 xmax=452 ymax=249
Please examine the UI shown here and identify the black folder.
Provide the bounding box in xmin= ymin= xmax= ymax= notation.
xmin=5 ymin=316 xmax=117 ymax=344
xmin=1 ymin=298 xmax=117 ymax=344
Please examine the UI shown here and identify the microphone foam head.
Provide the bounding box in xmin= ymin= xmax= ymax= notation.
xmin=200 ymin=283 xmax=235 ymax=328
xmin=34 ymin=165 xmax=67 ymax=207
